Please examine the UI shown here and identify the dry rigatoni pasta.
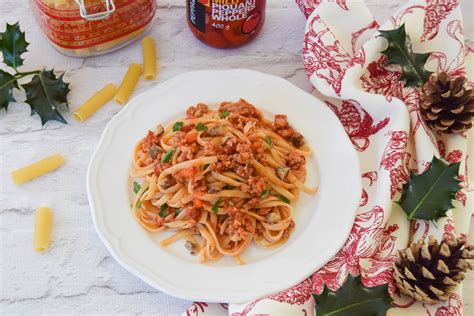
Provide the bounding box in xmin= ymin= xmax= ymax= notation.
xmin=73 ymin=83 xmax=116 ymax=122
xmin=34 ymin=207 xmax=53 ymax=252
xmin=11 ymin=154 xmax=65 ymax=185
xmin=141 ymin=36 xmax=157 ymax=80
xmin=115 ymin=63 xmax=142 ymax=105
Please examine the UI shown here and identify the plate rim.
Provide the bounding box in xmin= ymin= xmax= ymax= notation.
xmin=87 ymin=69 xmax=361 ymax=303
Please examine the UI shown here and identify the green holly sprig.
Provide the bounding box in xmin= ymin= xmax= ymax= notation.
xmin=379 ymin=23 xmax=432 ymax=88
xmin=0 ymin=22 xmax=70 ymax=125
xmin=314 ymin=275 xmax=392 ymax=316
xmin=397 ymin=156 xmax=461 ymax=221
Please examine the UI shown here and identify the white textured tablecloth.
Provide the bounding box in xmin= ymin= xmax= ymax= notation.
xmin=1 ymin=1 xmax=473 ymax=315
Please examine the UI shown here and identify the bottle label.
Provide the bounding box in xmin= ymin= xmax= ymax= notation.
xmin=210 ymin=0 xmax=257 ymax=22
xmin=188 ymin=0 xmax=206 ymax=32
xmin=186 ymin=0 xmax=264 ymax=48
xmin=188 ymin=0 xmax=259 ymax=32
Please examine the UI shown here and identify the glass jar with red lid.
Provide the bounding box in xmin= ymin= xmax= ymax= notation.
xmin=29 ymin=0 xmax=157 ymax=57
xmin=186 ymin=0 xmax=266 ymax=49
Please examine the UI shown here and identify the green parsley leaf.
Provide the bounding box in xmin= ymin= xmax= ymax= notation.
xmin=175 ymin=209 xmax=182 ymax=216
xmin=277 ymin=195 xmax=290 ymax=204
xmin=172 ymin=121 xmax=183 ymax=131
xmin=219 ymin=110 xmax=230 ymax=118
xmin=136 ymin=200 xmax=142 ymax=208
xmin=133 ymin=181 xmax=141 ymax=194
xmin=159 ymin=204 xmax=169 ymax=218
xmin=265 ymin=136 xmax=273 ymax=148
xmin=196 ymin=122 xmax=208 ymax=132
xmin=212 ymin=198 xmax=222 ymax=214
xmin=260 ymin=187 xmax=270 ymax=199
xmin=161 ymin=148 xmax=176 ymax=163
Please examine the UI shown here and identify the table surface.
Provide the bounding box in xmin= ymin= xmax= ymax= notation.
xmin=1 ymin=1 xmax=473 ymax=315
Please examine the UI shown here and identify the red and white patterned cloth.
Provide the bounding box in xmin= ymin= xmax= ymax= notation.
xmin=184 ymin=0 xmax=473 ymax=315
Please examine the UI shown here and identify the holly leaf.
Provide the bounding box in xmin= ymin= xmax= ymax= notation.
xmin=398 ymin=156 xmax=461 ymax=221
xmin=0 ymin=69 xmax=18 ymax=110
xmin=314 ymin=275 xmax=392 ymax=316
xmin=0 ymin=22 xmax=29 ymax=70
xmin=379 ymin=24 xmax=432 ymax=87
xmin=23 ymin=69 xmax=70 ymax=125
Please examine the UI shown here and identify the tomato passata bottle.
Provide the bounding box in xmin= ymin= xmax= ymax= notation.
xmin=186 ymin=0 xmax=266 ymax=48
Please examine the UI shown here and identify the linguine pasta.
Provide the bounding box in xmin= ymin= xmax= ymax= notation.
xmin=130 ymin=99 xmax=317 ymax=264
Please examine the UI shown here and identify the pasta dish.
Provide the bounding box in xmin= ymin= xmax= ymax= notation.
xmin=130 ymin=99 xmax=317 ymax=264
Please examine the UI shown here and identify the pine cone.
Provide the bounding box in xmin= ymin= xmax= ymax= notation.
xmin=421 ymin=72 xmax=474 ymax=134
xmin=393 ymin=236 xmax=473 ymax=304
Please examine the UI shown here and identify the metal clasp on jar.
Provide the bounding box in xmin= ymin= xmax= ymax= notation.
xmin=75 ymin=0 xmax=116 ymax=21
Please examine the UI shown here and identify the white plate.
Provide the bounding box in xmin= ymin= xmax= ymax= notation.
xmin=87 ymin=69 xmax=361 ymax=303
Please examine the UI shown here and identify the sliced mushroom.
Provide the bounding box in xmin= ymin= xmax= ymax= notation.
xmin=290 ymin=132 xmax=304 ymax=148
xmin=266 ymin=212 xmax=281 ymax=224
xmin=149 ymin=145 xmax=162 ymax=160
xmin=276 ymin=166 xmax=290 ymax=180
xmin=208 ymin=125 xmax=225 ymax=136
xmin=185 ymin=241 xmax=196 ymax=255
xmin=161 ymin=176 xmax=174 ymax=189
xmin=155 ymin=124 xmax=164 ymax=136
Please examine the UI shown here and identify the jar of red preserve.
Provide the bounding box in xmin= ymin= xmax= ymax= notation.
xmin=186 ymin=0 xmax=266 ymax=49
xmin=30 ymin=0 xmax=156 ymax=57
